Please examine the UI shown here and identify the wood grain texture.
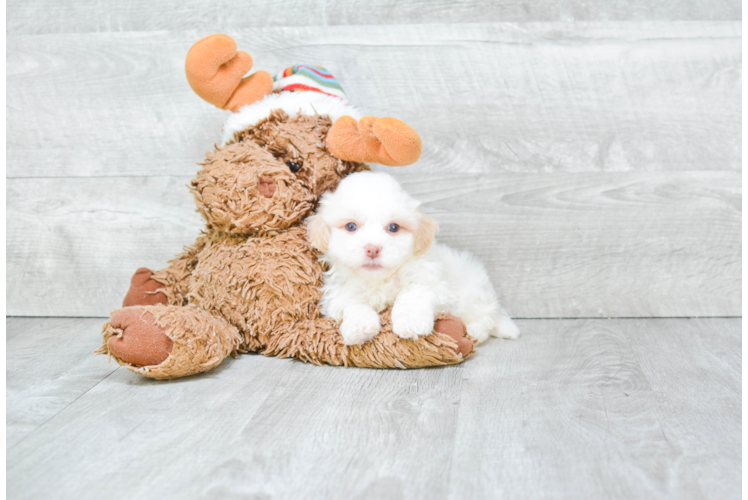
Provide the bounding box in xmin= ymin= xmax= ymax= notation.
xmin=6 ymin=170 xmax=740 ymax=318
xmin=7 ymin=23 xmax=741 ymax=178
xmin=446 ymin=317 xmax=741 ymax=500
xmin=743 ymin=382 xmax=748 ymax=498
xmin=6 ymin=318 xmax=119 ymax=449
xmin=7 ymin=0 xmax=741 ymax=35
xmin=7 ymin=175 xmax=202 ymax=316
xmin=625 ymin=318 xmax=742 ymax=500
xmin=7 ymin=318 xmax=30 ymax=342
xmin=6 ymin=317 xmax=741 ymax=499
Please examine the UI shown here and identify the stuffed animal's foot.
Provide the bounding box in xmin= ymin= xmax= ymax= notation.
xmin=327 ymin=115 xmax=422 ymax=166
xmin=434 ymin=315 xmax=474 ymax=358
xmin=99 ymin=305 xmax=241 ymax=379
xmin=185 ymin=34 xmax=273 ymax=112
xmin=106 ymin=308 xmax=173 ymax=367
xmin=122 ymin=268 xmax=168 ymax=307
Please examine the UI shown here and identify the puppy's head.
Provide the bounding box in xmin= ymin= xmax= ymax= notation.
xmin=306 ymin=172 xmax=438 ymax=277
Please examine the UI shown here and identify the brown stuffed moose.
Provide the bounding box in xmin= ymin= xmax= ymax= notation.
xmin=97 ymin=34 xmax=474 ymax=379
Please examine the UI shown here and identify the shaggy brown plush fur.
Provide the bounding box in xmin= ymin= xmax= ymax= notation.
xmin=99 ymin=111 xmax=474 ymax=379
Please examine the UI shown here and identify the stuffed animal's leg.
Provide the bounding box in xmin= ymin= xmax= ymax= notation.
xmin=98 ymin=305 xmax=241 ymax=380
xmin=263 ymin=311 xmax=473 ymax=368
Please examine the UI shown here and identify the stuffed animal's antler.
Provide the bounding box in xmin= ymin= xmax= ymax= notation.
xmin=326 ymin=116 xmax=422 ymax=167
xmin=185 ymin=34 xmax=273 ymax=112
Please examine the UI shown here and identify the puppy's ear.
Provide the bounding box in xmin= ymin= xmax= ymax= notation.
xmin=414 ymin=215 xmax=438 ymax=256
xmin=306 ymin=212 xmax=331 ymax=253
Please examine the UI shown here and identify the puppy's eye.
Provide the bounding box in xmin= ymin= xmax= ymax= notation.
xmin=387 ymin=223 xmax=400 ymax=233
xmin=345 ymin=222 xmax=358 ymax=232
xmin=286 ymin=160 xmax=302 ymax=173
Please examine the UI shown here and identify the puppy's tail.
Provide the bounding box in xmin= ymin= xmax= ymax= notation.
xmin=494 ymin=315 xmax=520 ymax=340
xmin=466 ymin=312 xmax=520 ymax=344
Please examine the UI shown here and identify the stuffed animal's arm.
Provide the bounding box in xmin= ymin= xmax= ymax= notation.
xmin=150 ymin=233 xmax=211 ymax=306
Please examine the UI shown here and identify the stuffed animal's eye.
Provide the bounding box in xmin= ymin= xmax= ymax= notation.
xmin=387 ymin=223 xmax=400 ymax=233
xmin=345 ymin=222 xmax=358 ymax=232
xmin=286 ymin=161 xmax=301 ymax=173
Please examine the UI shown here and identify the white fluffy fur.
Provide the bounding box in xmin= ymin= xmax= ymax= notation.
xmin=306 ymin=171 xmax=520 ymax=346
xmin=221 ymin=91 xmax=362 ymax=145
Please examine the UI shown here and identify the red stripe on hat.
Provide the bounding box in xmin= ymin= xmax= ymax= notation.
xmin=283 ymin=83 xmax=340 ymax=98
xmin=297 ymin=65 xmax=335 ymax=79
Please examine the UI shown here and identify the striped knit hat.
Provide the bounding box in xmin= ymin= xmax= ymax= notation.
xmin=273 ymin=65 xmax=346 ymax=100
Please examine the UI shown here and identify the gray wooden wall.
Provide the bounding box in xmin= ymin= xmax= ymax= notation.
xmin=6 ymin=1 xmax=741 ymax=319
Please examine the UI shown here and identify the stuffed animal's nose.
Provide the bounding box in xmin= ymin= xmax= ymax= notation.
xmin=364 ymin=244 xmax=381 ymax=258
xmin=258 ymin=177 xmax=276 ymax=198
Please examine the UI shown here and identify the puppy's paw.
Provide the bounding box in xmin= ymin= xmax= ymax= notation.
xmin=392 ymin=301 xmax=435 ymax=340
xmin=495 ymin=316 xmax=520 ymax=340
xmin=466 ymin=323 xmax=490 ymax=344
xmin=340 ymin=305 xmax=381 ymax=345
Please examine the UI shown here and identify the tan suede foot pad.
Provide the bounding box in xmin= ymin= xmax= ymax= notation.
xmin=107 ymin=308 xmax=173 ymax=367
xmin=122 ymin=268 xmax=168 ymax=307
xmin=434 ymin=315 xmax=474 ymax=358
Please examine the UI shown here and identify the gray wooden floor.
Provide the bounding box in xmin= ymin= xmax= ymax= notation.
xmin=6 ymin=317 xmax=741 ymax=500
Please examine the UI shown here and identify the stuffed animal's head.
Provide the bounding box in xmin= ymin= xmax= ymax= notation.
xmin=232 ymin=111 xmax=370 ymax=198
xmin=192 ymin=111 xmax=367 ymax=235
xmin=185 ymin=34 xmax=426 ymax=235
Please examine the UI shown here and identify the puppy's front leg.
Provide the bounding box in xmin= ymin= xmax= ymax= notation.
xmin=392 ymin=286 xmax=437 ymax=340
xmin=340 ymin=304 xmax=381 ymax=345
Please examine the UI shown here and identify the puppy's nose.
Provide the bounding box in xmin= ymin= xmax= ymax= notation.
xmin=364 ymin=244 xmax=381 ymax=258
xmin=258 ymin=177 xmax=276 ymax=198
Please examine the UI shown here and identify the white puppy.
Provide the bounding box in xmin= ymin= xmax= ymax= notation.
xmin=306 ymin=171 xmax=520 ymax=346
